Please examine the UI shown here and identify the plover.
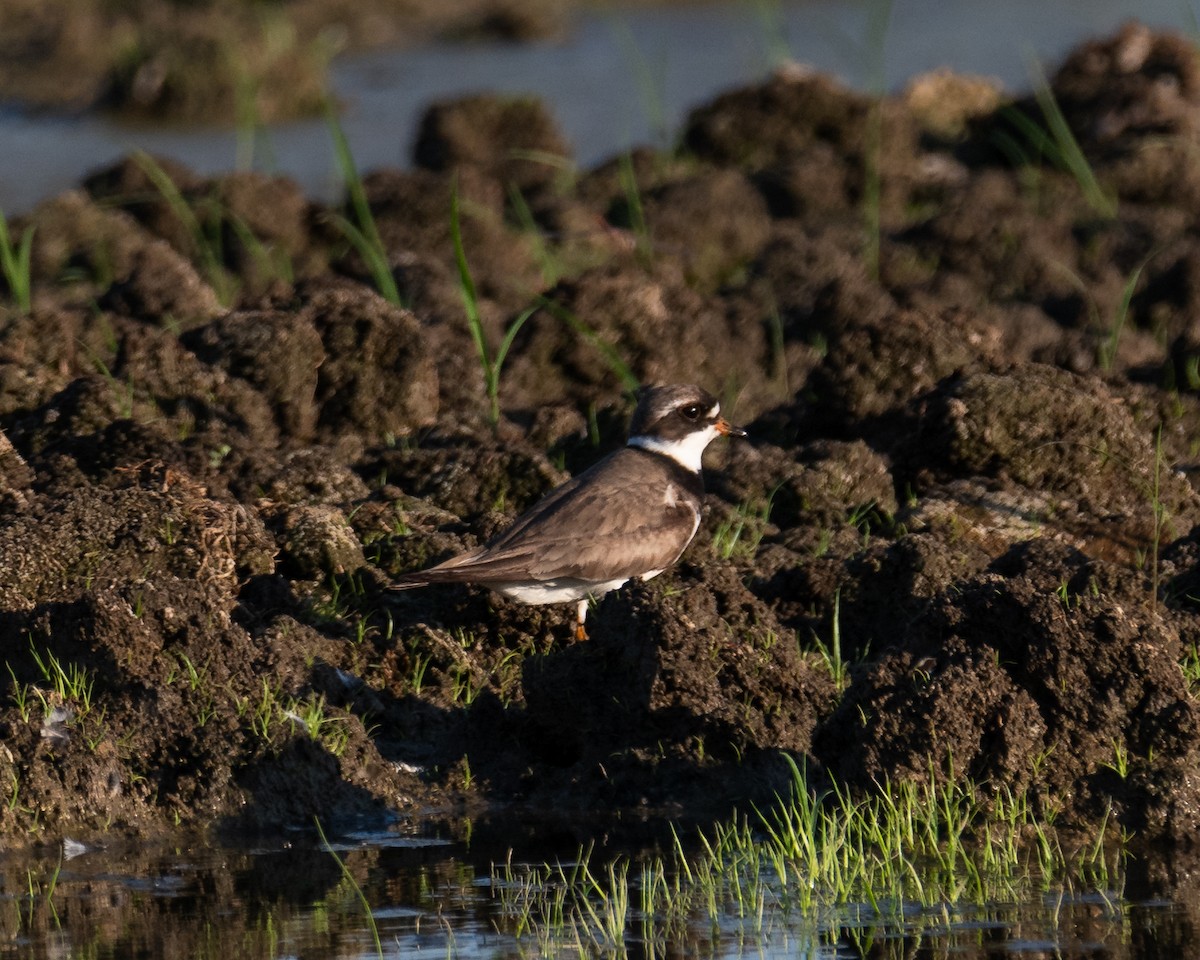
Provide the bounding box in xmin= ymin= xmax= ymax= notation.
xmin=391 ymin=383 xmax=746 ymax=638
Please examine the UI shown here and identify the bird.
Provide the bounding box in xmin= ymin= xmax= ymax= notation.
xmin=390 ymin=383 xmax=746 ymax=639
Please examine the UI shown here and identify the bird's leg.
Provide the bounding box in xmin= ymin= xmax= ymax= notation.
xmin=574 ymin=597 xmax=589 ymax=641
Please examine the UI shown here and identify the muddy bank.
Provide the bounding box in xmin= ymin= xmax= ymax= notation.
xmin=2 ymin=21 xmax=1200 ymax=849
xmin=0 ymin=0 xmax=643 ymax=123
xmin=0 ymin=0 xmax=579 ymax=122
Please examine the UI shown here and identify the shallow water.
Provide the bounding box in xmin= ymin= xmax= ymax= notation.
xmin=1 ymin=0 xmax=1198 ymax=216
xmin=2 ymin=819 xmax=1194 ymax=960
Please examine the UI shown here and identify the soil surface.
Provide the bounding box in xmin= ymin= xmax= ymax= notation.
xmin=4 ymin=21 xmax=1200 ymax=854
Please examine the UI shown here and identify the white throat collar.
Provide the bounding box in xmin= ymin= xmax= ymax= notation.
xmin=628 ymin=425 xmax=719 ymax=473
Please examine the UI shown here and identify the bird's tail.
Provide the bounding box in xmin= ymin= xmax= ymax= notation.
xmin=389 ymin=547 xmax=493 ymax=591
xmin=389 ymin=566 xmax=475 ymax=591
xmin=388 ymin=577 xmax=430 ymax=592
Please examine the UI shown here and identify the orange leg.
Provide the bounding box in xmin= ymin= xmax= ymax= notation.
xmin=574 ymin=598 xmax=589 ymax=641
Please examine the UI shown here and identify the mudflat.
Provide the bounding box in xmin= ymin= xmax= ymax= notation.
xmin=1 ymin=22 xmax=1199 ymax=853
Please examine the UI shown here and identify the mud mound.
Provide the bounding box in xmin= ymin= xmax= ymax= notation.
xmin=908 ymin=364 xmax=1200 ymax=559
xmin=683 ymin=68 xmax=922 ymax=226
xmin=514 ymin=563 xmax=839 ymax=814
xmin=503 ymin=260 xmax=771 ymax=412
xmin=1046 ymin=22 xmax=1200 ymax=205
xmin=815 ymin=550 xmax=1200 ymax=838
xmin=4 ymin=23 xmax=1200 ymax=848
xmin=414 ymin=94 xmax=573 ymax=193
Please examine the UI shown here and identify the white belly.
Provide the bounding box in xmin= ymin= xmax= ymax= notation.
xmin=493 ymin=577 xmax=629 ymax=604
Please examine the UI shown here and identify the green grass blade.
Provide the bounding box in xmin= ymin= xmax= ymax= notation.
xmin=494 ymin=305 xmax=537 ymax=376
xmin=507 ymin=184 xmax=559 ymax=286
xmin=314 ymin=818 xmax=383 ymax=960
xmin=226 ymin=211 xmax=294 ymax=285
xmin=131 ymin=151 xmax=239 ymax=304
xmin=536 ymin=296 xmax=639 ymax=392
xmin=17 ymin=224 xmax=34 ymax=305
xmin=132 ymin=150 xmax=204 ymax=252
xmin=1099 ymin=258 xmax=1147 ymax=371
xmin=861 ymin=0 xmax=892 ymax=281
xmin=450 ymin=179 xmax=499 ymax=423
xmin=616 ymin=152 xmax=650 ymax=260
xmin=449 ymin=183 xmax=483 ymax=336
xmin=0 ymin=210 xmax=34 ymax=312
xmin=324 ymin=103 xmax=401 ymax=305
xmin=1028 ymin=62 xmax=1117 ymax=218
xmin=999 ymin=104 xmax=1056 ymax=162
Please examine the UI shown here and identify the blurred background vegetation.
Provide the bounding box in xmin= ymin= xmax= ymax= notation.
xmin=0 ymin=0 xmax=575 ymax=122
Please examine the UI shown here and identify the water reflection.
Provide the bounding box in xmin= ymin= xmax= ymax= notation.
xmin=1 ymin=817 xmax=1193 ymax=960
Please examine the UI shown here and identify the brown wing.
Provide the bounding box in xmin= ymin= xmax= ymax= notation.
xmin=399 ymin=448 xmax=700 ymax=586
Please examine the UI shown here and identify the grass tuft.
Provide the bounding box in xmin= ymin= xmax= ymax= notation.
xmin=492 ymin=755 xmax=1123 ymax=953
xmin=1000 ymin=63 xmax=1117 ymax=219
xmin=811 ymin=587 xmax=849 ymax=688
xmin=0 ymin=209 xmax=35 ymax=312
xmin=28 ymin=642 xmax=95 ymax=718
xmin=284 ymin=694 xmax=351 ymax=756
xmin=131 ymin=151 xmax=239 ymax=305
xmin=712 ymin=498 xmax=772 ymax=561
xmin=450 ymin=179 xmax=536 ymax=426
xmin=324 ymin=104 xmax=401 ymax=306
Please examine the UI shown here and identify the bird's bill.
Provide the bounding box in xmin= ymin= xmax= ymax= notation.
xmin=715 ymin=417 xmax=747 ymax=438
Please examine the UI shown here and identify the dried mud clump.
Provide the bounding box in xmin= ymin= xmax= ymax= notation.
xmin=909 ymin=365 xmax=1200 ymax=558
xmin=683 ymin=68 xmax=921 ymax=225
xmin=816 ymin=552 xmax=1200 ymax=838
xmin=414 ymin=94 xmax=573 ymax=193
xmin=1048 ymin=22 xmax=1200 ymax=203
xmin=636 ymin=169 xmax=774 ymax=291
xmin=3 ymin=23 xmax=1200 ymax=851
xmin=515 ymin=565 xmax=839 ymax=816
xmin=503 ymin=261 xmax=771 ymax=413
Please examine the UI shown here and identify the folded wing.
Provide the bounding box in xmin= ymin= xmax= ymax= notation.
xmin=392 ymin=448 xmax=701 ymax=587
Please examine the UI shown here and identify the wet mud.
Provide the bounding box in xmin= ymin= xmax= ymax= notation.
xmin=3 ymin=22 xmax=1200 ymax=852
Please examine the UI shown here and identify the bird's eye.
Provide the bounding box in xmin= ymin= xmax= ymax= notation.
xmin=679 ymin=404 xmax=703 ymax=421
